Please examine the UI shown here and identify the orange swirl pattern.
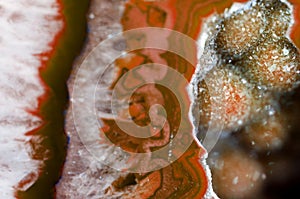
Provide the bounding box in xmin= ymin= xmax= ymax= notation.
xmin=100 ymin=0 xmax=300 ymax=198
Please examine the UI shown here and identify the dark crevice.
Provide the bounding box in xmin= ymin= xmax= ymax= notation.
xmin=17 ymin=0 xmax=90 ymax=198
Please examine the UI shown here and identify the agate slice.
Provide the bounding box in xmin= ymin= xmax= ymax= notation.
xmin=57 ymin=0 xmax=217 ymax=198
xmin=57 ymin=0 xmax=300 ymax=199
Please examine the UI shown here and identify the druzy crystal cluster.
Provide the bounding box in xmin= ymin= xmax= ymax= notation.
xmin=192 ymin=0 xmax=300 ymax=198
xmin=193 ymin=0 xmax=299 ymax=132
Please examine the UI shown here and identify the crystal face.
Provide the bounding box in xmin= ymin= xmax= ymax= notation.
xmin=215 ymin=4 xmax=266 ymax=58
